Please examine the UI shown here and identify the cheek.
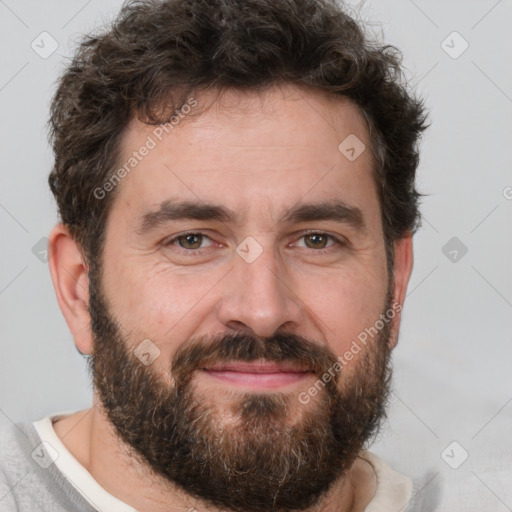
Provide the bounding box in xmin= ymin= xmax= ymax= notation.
xmin=102 ymin=261 xmax=216 ymax=349
xmin=300 ymin=266 xmax=388 ymax=355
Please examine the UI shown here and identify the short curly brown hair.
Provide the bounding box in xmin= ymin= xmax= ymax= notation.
xmin=48 ymin=0 xmax=428 ymax=273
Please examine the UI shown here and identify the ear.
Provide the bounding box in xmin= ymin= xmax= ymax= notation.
xmin=48 ymin=223 xmax=93 ymax=355
xmin=388 ymin=233 xmax=414 ymax=349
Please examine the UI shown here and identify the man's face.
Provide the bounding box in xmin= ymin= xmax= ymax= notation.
xmin=88 ymin=84 xmax=396 ymax=511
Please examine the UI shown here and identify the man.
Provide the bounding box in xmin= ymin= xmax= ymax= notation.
xmin=0 ymin=0 xmax=429 ymax=510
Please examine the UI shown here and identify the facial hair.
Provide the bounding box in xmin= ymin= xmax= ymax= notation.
xmin=87 ymin=266 xmax=394 ymax=512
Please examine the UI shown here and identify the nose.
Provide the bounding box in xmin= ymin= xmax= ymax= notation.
xmin=216 ymin=242 xmax=304 ymax=339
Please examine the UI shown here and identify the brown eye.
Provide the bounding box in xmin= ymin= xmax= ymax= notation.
xmin=292 ymin=232 xmax=345 ymax=255
xmin=303 ymin=233 xmax=330 ymax=249
xmin=175 ymin=233 xmax=204 ymax=249
xmin=165 ymin=232 xmax=214 ymax=252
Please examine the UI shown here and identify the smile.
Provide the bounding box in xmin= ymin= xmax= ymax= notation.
xmin=200 ymin=360 xmax=314 ymax=389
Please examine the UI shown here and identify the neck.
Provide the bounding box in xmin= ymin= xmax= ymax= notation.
xmin=53 ymin=399 xmax=376 ymax=512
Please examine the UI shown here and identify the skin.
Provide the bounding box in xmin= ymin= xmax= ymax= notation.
xmin=48 ymin=83 xmax=413 ymax=512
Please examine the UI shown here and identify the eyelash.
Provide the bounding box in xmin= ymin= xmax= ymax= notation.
xmin=163 ymin=231 xmax=346 ymax=256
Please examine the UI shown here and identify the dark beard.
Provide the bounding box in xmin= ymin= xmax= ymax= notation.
xmin=87 ymin=266 xmax=393 ymax=512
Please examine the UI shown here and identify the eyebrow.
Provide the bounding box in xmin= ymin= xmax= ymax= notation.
xmin=136 ymin=198 xmax=366 ymax=235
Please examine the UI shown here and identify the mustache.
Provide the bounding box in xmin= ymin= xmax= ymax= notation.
xmin=171 ymin=331 xmax=340 ymax=388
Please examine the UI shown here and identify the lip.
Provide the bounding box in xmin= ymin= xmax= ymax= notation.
xmin=203 ymin=361 xmax=311 ymax=373
xmin=199 ymin=360 xmax=313 ymax=389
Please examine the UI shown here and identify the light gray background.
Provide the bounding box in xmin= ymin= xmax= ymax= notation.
xmin=1 ymin=0 xmax=511 ymax=508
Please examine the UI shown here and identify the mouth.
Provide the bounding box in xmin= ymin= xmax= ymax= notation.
xmin=199 ymin=360 xmax=314 ymax=389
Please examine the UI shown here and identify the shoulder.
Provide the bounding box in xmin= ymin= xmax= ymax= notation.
xmin=0 ymin=421 xmax=38 ymax=511
xmin=0 ymin=417 xmax=90 ymax=512
xmin=359 ymin=450 xmax=444 ymax=511
xmin=360 ymin=450 xmax=413 ymax=511
xmin=0 ymin=421 xmax=35 ymax=474
xmin=360 ymin=451 xmax=444 ymax=512
xmin=1 ymin=413 xmax=110 ymax=512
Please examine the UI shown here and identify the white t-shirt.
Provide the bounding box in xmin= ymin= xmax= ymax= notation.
xmin=30 ymin=410 xmax=415 ymax=511
xmin=33 ymin=412 xmax=136 ymax=512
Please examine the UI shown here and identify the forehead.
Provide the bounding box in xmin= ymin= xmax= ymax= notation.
xmin=109 ymin=84 xmax=379 ymax=230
